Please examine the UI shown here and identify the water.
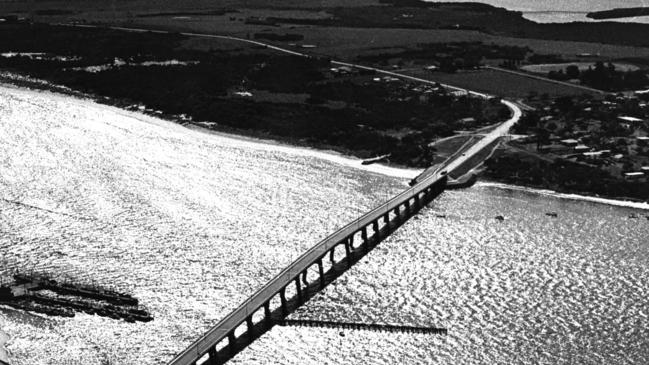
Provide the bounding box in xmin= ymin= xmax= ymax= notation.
xmin=1 ymin=84 xmax=649 ymax=364
xmin=424 ymin=0 xmax=649 ymax=23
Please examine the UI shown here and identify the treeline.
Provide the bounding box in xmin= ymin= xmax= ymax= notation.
xmin=357 ymin=42 xmax=529 ymax=72
xmin=267 ymin=1 xmax=649 ymax=47
xmin=485 ymin=154 xmax=649 ymax=201
xmin=0 ymin=23 xmax=507 ymax=167
xmin=253 ymin=33 xmax=304 ymax=42
xmin=547 ymin=62 xmax=649 ymax=91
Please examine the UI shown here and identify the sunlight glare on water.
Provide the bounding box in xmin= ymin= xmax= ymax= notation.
xmin=1 ymin=85 xmax=649 ymax=364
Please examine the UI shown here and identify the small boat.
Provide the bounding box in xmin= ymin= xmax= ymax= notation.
xmin=361 ymin=154 xmax=390 ymax=165
xmin=545 ymin=212 xmax=558 ymax=217
xmin=495 ymin=215 xmax=505 ymax=221
xmin=435 ymin=214 xmax=447 ymax=218
xmin=629 ymin=214 xmax=639 ymax=219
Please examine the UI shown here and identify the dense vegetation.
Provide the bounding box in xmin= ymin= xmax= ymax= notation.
xmin=0 ymin=23 xmax=507 ymax=167
xmin=547 ymin=62 xmax=649 ymax=91
xmin=485 ymin=154 xmax=648 ymax=201
xmin=357 ymin=42 xmax=530 ymax=72
xmin=267 ymin=2 xmax=649 ymax=47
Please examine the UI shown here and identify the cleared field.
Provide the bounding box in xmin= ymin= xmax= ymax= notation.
xmin=115 ymin=21 xmax=649 ymax=61
xmin=401 ymin=68 xmax=597 ymax=98
xmin=522 ymin=62 xmax=641 ymax=74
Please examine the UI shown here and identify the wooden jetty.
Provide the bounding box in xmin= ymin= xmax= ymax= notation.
xmin=278 ymin=319 xmax=448 ymax=335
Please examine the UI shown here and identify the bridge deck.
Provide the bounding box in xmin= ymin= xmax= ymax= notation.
xmin=168 ymin=171 xmax=446 ymax=365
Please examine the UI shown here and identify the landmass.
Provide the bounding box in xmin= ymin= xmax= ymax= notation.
xmin=587 ymin=7 xmax=649 ymax=20
xmin=1 ymin=0 xmax=648 ymax=201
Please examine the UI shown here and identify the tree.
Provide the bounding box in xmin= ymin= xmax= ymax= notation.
xmin=566 ymin=64 xmax=580 ymax=79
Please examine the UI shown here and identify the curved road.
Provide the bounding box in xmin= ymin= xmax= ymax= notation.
xmin=63 ymin=24 xmax=522 ymax=176
xmin=58 ymin=24 xmax=523 ymax=365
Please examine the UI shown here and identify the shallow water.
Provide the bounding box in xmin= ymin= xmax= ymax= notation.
xmin=1 ymin=85 xmax=649 ymax=364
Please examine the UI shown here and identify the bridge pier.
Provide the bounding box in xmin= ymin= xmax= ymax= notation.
xmin=208 ymin=347 xmax=217 ymax=364
xmin=295 ymin=277 xmax=303 ymax=304
xmin=344 ymin=239 xmax=351 ymax=268
xmin=227 ymin=332 xmax=237 ymax=355
xmin=393 ymin=207 xmax=401 ymax=224
xmin=280 ymin=288 xmax=287 ymax=315
xmin=372 ymin=221 xmax=380 ymax=238
xmin=264 ymin=302 xmax=271 ymax=323
xmin=317 ymin=259 xmax=325 ymax=289
xmin=167 ymin=176 xmax=449 ymax=365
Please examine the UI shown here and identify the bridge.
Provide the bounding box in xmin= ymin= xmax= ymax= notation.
xmin=167 ymin=97 xmax=520 ymax=365
xmin=55 ymin=23 xmax=521 ymax=365
xmin=168 ymin=168 xmax=448 ymax=365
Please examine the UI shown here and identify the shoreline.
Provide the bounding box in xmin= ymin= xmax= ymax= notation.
xmin=0 ymin=75 xmax=422 ymax=181
xmin=479 ymin=180 xmax=649 ymax=210
xmin=2 ymin=75 xmax=647 ymax=211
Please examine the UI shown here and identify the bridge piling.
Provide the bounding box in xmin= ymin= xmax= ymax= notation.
xmin=372 ymin=221 xmax=380 ymax=238
xmin=295 ymin=277 xmax=303 ymax=304
xmin=167 ymin=177 xmax=448 ymax=365
xmin=280 ymin=288 xmax=287 ymax=315
xmin=263 ymin=302 xmax=271 ymax=322
xmin=227 ymin=332 xmax=236 ymax=355
xmin=317 ymin=259 xmax=325 ymax=289
xmin=344 ymin=240 xmax=351 ymax=268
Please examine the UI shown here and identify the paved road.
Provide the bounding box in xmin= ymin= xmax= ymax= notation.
xmin=63 ymin=24 xmax=521 ymax=172
xmin=57 ymin=24 xmax=523 ymax=365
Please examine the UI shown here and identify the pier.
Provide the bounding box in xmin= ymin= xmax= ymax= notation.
xmin=278 ymin=319 xmax=448 ymax=335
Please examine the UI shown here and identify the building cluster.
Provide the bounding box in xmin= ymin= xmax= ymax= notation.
xmin=527 ymin=93 xmax=649 ymax=181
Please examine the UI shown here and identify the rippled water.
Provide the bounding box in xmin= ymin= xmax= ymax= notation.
xmin=1 ymin=84 xmax=649 ymax=364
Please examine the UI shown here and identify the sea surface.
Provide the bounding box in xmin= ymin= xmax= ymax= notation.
xmin=425 ymin=0 xmax=649 ymax=23
xmin=1 ymin=84 xmax=649 ymax=365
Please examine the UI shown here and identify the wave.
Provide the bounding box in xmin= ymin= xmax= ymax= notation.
xmin=478 ymin=181 xmax=649 ymax=210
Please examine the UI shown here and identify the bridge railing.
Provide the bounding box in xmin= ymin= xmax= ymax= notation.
xmin=168 ymin=171 xmax=446 ymax=364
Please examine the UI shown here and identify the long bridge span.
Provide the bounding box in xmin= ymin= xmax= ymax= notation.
xmin=168 ymin=169 xmax=448 ymax=365
xmin=57 ymin=23 xmax=521 ymax=365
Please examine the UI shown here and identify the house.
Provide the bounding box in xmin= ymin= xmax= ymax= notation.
xmin=624 ymin=172 xmax=645 ymax=180
xmin=560 ymin=139 xmax=579 ymax=146
xmin=583 ymin=150 xmax=611 ymax=159
xmin=457 ymin=117 xmax=476 ymax=126
xmin=425 ymin=65 xmax=439 ymax=72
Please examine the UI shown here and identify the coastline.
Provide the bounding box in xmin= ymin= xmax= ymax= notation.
xmin=479 ymin=180 xmax=649 ymax=210
xmin=0 ymin=76 xmax=421 ymax=181
xmin=2 ymin=75 xmax=647 ymax=211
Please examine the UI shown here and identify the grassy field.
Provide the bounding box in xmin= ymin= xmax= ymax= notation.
xmin=521 ymin=62 xmax=642 ymax=74
xmin=401 ymin=68 xmax=595 ymax=98
xmin=6 ymin=0 xmax=649 ymax=63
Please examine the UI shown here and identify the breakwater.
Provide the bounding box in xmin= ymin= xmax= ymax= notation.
xmin=0 ymin=273 xmax=151 ymax=322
